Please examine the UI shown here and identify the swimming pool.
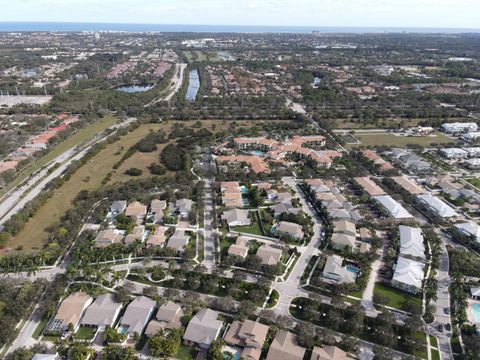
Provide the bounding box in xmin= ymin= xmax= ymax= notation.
xmin=222 ymin=345 xmax=240 ymax=360
xmin=117 ymin=325 xmax=129 ymax=335
xmin=251 ymin=150 xmax=265 ymax=156
xmin=346 ymin=265 xmax=360 ymax=274
xmin=240 ymin=185 xmax=248 ymax=194
xmin=472 ymin=303 xmax=480 ymax=322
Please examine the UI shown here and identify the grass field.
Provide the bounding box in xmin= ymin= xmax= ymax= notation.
xmin=431 ymin=349 xmax=440 ymax=360
xmin=466 ymin=178 xmax=480 ymax=188
xmin=374 ymin=283 xmax=422 ymax=310
xmin=351 ymin=132 xmax=453 ymax=148
xmin=32 ymin=319 xmax=48 ymax=340
xmin=6 ymin=120 xmax=288 ymax=252
xmin=74 ymin=326 xmax=96 ymax=340
xmin=0 ymin=115 xmax=119 ymax=198
xmin=175 ymin=345 xmax=198 ymax=360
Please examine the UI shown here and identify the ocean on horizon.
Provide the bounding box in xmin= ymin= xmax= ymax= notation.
xmin=0 ymin=22 xmax=479 ymax=34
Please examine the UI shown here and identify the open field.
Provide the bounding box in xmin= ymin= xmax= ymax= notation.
xmin=6 ymin=119 xmax=291 ymax=252
xmin=374 ymin=282 xmax=422 ymax=310
xmin=349 ymin=132 xmax=453 ymax=148
xmin=333 ymin=117 xmax=467 ymax=130
xmin=0 ymin=115 xmax=119 ymax=197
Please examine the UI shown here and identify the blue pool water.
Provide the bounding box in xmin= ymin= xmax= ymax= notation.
xmin=240 ymin=185 xmax=248 ymax=194
xmin=472 ymin=303 xmax=480 ymax=322
xmin=118 ymin=326 xmax=128 ymax=335
xmin=346 ymin=265 xmax=360 ymax=274
xmin=252 ymin=150 xmax=265 ymax=156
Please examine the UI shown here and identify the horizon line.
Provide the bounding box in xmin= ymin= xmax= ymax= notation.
xmin=0 ymin=21 xmax=479 ymax=33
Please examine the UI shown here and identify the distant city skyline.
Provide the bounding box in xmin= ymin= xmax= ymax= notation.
xmin=0 ymin=0 xmax=479 ymax=30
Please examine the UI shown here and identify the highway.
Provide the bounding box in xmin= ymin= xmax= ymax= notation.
xmin=0 ymin=118 xmax=134 ymax=229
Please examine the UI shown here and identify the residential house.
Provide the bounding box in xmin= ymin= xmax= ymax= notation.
xmin=333 ymin=220 xmax=356 ymax=236
xmin=222 ymin=209 xmax=251 ymax=227
xmin=118 ymin=296 xmax=156 ymax=338
xmin=183 ymin=309 xmax=223 ymax=349
xmin=455 ymin=221 xmax=480 ymax=242
xmin=46 ymin=292 xmax=93 ymax=333
xmin=266 ymin=331 xmax=306 ymax=360
xmin=146 ymin=226 xmax=168 ymax=247
xmin=359 ymin=228 xmax=373 ymax=242
xmin=224 ymin=320 xmax=269 ymax=360
xmin=391 ymin=176 xmax=426 ymax=195
xmin=440 ymin=148 xmax=468 ymax=159
xmin=175 ymin=199 xmax=194 ymax=219
xmin=417 ymin=194 xmax=458 ymax=219
xmin=470 ymin=287 xmax=480 ymax=300
xmin=94 ymin=229 xmax=124 ymax=248
xmin=110 ymin=201 xmax=127 ymax=216
xmin=391 ymin=256 xmax=424 ymax=294
xmin=80 ymin=294 xmax=122 ymax=330
xmin=311 ymin=345 xmax=349 ymax=360
xmin=124 ymin=226 xmax=146 ymax=245
xmin=331 ymin=233 xmax=356 ymax=251
xmin=228 ymin=236 xmax=250 ymax=259
xmin=322 ymin=255 xmax=356 ymax=284
xmin=125 ymin=201 xmax=147 ymax=224
xmin=399 ymin=225 xmax=426 ymax=261
xmin=148 ymin=199 xmax=166 ymax=223
xmin=354 ymin=177 xmax=385 ymax=196
xmin=274 ymin=221 xmax=304 ymax=240
xmin=256 ymin=245 xmax=283 ymax=266
xmin=166 ymin=229 xmax=190 ymax=252
xmin=372 ymin=195 xmax=413 ymax=219
xmin=145 ymin=301 xmax=184 ymax=337
xmin=441 ymin=122 xmax=478 ymax=134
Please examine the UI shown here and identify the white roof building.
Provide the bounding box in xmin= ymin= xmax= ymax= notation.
xmin=392 ymin=256 xmax=425 ymax=294
xmin=399 ymin=225 xmax=425 ymax=261
xmin=461 ymin=132 xmax=480 ymax=142
xmin=455 ymin=221 xmax=480 ymax=242
xmin=417 ymin=194 xmax=458 ymax=218
xmin=373 ymin=195 xmax=413 ymax=219
xmin=441 ymin=122 xmax=478 ymax=134
xmin=439 ymin=148 xmax=468 ymax=159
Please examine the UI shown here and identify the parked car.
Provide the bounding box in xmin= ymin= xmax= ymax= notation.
xmin=445 ymin=323 xmax=451 ymax=331
xmin=444 ymin=307 xmax=450 ymax=315
xmin=437 ymin=324 xmax=444 ymax=332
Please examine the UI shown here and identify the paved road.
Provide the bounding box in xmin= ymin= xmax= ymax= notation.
xmin=202 ymin=178 xmax=215 ymax=269
xmin=428 ymin=240 xmax=454 ymax=360
xmin=145 ymin=63 xmax=187 ymax=106
xmin=0 ymin=118 xmax=134 ymax=229
xmin=271 ymin=176 xmax=323 ymax=315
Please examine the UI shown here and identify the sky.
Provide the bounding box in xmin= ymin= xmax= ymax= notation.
xmin=0 ymin=0 xmax=479 ymax=29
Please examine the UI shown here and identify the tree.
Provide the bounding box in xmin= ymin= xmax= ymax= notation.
xmin=207 ymin=339 xmax=225 ymax=360
xmin=67 ymin=343 xmax=93 ymax=360
xmin=295 ymin=322 xmax=316 ymax=348
xmin=99 ymin=345 xmax=138 ymax=360
xmin=149 ymin=329 xmax=182 ymax=358
xmin=237 ymin=300 xmax=257 ymax=320
xmin=125 ymin=168 xmax=143 ymax=176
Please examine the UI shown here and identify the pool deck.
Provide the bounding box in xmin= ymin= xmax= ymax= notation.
xmin=467 ymin=299 xmax=480 ymax=325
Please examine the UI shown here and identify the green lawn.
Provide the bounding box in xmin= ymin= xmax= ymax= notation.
xmin=466 ymin=178 xmax=480 ymax=188
xmin=32 ymin=320 xmax=48 ymax=340
xmin=232 ymin=213 xmax=264 ymax=236
xmin=431 ymin=349 xmax=440 ymax=360
xmin=176 ymin=345 xmax=198 ymax=360
xmin=351 ymin=132 xmax=453 ymax=148
xmin=74 ymin=326 xmax=96 ymax=340
xmin=373 ymin=283 xmax=422 ymax=310
xmin=0 ymin=115 xmax=119 ymax=197
xmin=430 ymin=334 xmax=439 ymax=348
xmin=266 ymin=289 xmax=280 ymax=308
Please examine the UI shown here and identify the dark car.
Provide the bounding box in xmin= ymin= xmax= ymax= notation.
xmin=437 ymin=324 xmax=444 ymax=332
xmin=445 ymin=323 xmax=451 ymax=331
xmin=444 ymin=307 xmax=450 ymax=315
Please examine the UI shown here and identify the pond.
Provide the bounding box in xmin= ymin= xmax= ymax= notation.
xmin=185 ymin=69 xmax=200 ymax=101
xmin=115 ymin=84 xmax=154 ymax=93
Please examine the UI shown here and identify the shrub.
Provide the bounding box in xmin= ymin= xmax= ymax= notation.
xmin=125 ymin=168 xmax=143 ymax=176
